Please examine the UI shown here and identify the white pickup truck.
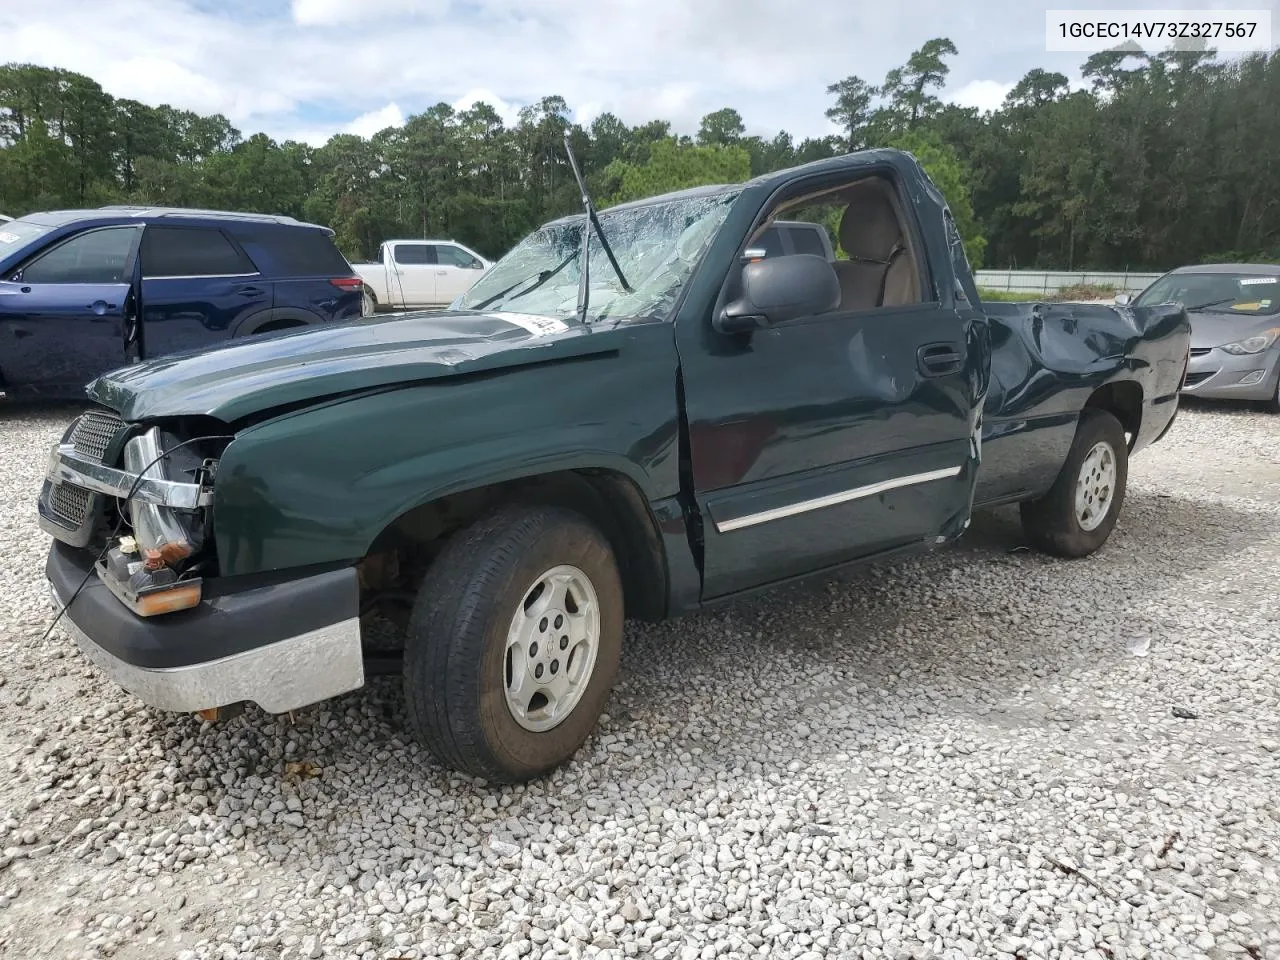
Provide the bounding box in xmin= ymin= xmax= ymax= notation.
xmin=353 ymin=239 xmax=492 ymax=313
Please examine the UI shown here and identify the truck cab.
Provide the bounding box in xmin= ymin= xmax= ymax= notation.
xmin=353 ymin=239 xmax=492 ymax=313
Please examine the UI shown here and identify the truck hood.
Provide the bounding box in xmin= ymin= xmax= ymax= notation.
xmin=1187 ymin=310 xmax=1280 ymax=349
xmin=90 ymin=310 xmax=611 ymax=423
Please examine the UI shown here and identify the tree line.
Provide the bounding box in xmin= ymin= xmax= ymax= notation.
xmin=0 ymin=42 xmax=1276 ymax=270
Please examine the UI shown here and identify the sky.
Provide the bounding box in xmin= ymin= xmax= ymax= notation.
xmin=2 ymin=0 xmax=1276 ymax=147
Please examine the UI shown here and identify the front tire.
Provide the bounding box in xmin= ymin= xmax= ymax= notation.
xmin=402 ymin=506 xmax=623 ymax=783
xmin=1019 ymin=409 xmax=1129 ymax=558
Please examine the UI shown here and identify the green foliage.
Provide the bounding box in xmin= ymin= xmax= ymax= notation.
xmin=824 ymin=76 xmax=875 ymax=151
xmin=1 ymin=46 xmax=1277 ymax=274
xmin=978 ymin=284 xmax=1119 ymax=303
xmin=888 ymin=129 xmax=986 ymax=268
xmin=696 ymin=108 xmax=745 ymax=147
xmin=603 ymin=139 xmax=752 ymax=206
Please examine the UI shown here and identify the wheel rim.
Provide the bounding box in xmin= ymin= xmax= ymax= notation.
xmin=362 ymin=291 xmax=375 ymax=316
xmin=1075 ymin=440 xmax=1116 ymax=532
xmin=503 ymin=564 xmax=600 ymax=733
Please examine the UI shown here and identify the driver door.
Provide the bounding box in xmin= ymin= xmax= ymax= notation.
xmin=675 ymin=169 xmax=983 ymax=599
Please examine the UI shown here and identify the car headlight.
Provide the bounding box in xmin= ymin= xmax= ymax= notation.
xmin=1219 ymin=329 xmax=1279 ymax=355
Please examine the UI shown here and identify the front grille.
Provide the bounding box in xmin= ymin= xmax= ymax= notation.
xmin=69 ymin=410 xmax=124 ymax=462
xmin=49 ymin=482 xmax=92 ymax=527
xmin=1183 ymin=370 xmax=1215 ymax=387
xmin=1189 ymin=347 xmax=1213 ymax=358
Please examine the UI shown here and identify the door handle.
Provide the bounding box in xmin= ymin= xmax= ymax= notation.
xmin=87 ymin=300 xmax=117 ymax=315
xmin=236 ymin=286 xmax=265 ymax=297
xmin=437 ymin=270 xmax=448 ymax=275
xmin=917 ymin=342 xmax=964 ymax=377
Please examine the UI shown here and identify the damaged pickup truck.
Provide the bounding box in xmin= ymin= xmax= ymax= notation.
xmin=39 ymin=146 xmax=1190 ymax=783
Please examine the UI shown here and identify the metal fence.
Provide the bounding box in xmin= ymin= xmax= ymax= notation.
xmin=975 ymin=270 xmax=1163 ymax=295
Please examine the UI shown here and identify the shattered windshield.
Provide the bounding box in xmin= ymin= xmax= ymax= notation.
xmin=457 ymin=190 xmax=740 ymax=322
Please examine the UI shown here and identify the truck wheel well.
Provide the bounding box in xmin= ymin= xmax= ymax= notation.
xmin=1084 ymin=381 xmax=1142 ymax=446
xmin=360 ymin=470 xmax=668 ymax=626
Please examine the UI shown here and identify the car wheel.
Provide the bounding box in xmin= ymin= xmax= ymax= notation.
xmin=402 ymin=505 xmax=623 ymax=783
xmin=362 ymin=289 xmax=377 ymax=316
xmin=1019 ymin=409 xmax=1129 ymax=558
xmin=1267 ymin=369 xmax=1280 ymax=414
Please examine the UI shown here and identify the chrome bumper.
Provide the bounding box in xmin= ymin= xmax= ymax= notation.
xmin=49 ymin=580 xmax=365 ymax=714
xmin=45 ymin=441 xmax=212 ymax=508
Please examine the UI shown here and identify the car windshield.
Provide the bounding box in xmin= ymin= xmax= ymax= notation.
xmin=1135 ymin=271 xmax=1280 ymax=316
xmin=457 ymin=190 xmax=739 ymax=322
xmin=0 ymin=218 xmax=52 ymax=252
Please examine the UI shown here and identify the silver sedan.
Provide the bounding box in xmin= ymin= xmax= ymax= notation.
xmin=1119 ymin=263 xmax=1280 ymax=411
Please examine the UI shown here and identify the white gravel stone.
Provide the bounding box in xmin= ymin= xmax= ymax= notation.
xmin=0 ymin=402 xmax=1277 ymax=959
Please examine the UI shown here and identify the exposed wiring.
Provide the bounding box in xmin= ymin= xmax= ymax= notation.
xmin=43 ymin=433 xmax=233 ymax=641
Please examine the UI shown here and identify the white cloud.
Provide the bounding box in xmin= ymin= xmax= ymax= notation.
xmin=450 ymin=89 xmax=521 ymax=127
xmin=291 ymin=0 xmax=449 ymax=26
xmin=346 ymin=102 xmax=405 ymax=138
xmin=947 ymin=79 xmax=1016 ymax=114
xmin=0 ymin=0 xmax=1146 ymax=147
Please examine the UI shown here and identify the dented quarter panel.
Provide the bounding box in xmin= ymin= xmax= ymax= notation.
xmin=975 ymin=300 xmax=1190 ymax=506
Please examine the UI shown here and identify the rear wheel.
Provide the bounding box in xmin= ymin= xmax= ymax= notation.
xmin=1019 ymin=409 xmax=1129 ymax=558
xmin=402 ymin=506 xmax=623 ymax=783
xmin=362 ymin=289 xmax=377 ymax=316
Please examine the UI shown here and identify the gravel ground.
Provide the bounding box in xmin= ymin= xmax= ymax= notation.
xmin=1 ymin=400 xmax=1278 ymax=960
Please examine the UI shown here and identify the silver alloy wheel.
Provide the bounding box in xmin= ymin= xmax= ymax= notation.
xmin=1075 ymin=440 xmax=1116 ymax=532
xmin=504 ymin=564 xmax=600 ymax=733
xmin=362 ymin=289 xmax=376 ymax=316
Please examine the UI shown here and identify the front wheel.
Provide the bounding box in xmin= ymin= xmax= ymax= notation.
xmin=362 ymin=288 xmax=377 ymax=316
xmin=402 ymin=506 xmax=623 ymax=783
xmin=1019 ymin=409 xmax=1129 ymax=558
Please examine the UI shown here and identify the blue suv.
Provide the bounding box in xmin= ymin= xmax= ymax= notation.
xmin=0 ymin=206 xmax=364 ymax=400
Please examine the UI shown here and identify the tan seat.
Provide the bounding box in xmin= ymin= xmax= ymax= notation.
xmin=832 ymin=182 xmax=918 ymax=309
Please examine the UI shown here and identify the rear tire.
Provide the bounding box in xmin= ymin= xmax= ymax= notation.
xmin=1019 ymin=409 xmax=1129 ymax=558
xmin=402 ymin=506 xmax=623 ymax=783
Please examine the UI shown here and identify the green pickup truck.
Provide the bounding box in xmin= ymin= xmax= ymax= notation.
xmin=39 ymin=148 xmax=1190 ymax=783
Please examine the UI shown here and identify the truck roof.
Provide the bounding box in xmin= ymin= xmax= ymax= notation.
xmin=552 ymin=148 xmax=924 ymax=223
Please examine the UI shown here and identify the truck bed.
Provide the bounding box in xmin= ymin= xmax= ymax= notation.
xmin=975 ymin=299 xmax=1190 ymax=508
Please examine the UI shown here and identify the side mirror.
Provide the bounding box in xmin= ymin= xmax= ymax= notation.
xmin=716 ymin=253 xmax=841 ymax=334
xmin=1113 ymin=293 xmax=1132 ymax=306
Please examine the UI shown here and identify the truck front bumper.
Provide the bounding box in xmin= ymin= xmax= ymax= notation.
xmin=46 ymin=542 xmax=365 ymax=715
